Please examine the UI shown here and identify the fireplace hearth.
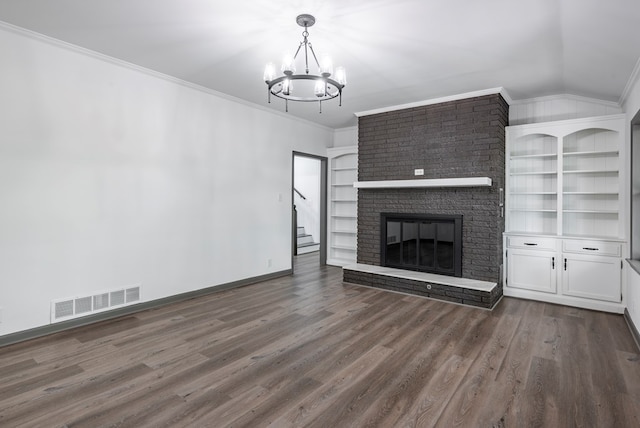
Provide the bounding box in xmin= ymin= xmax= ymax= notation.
xmin=381 ymin=213 xmax=462 ymax=277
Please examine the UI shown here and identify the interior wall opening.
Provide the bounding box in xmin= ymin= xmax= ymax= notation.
xmin=292 ymin=152 xmax=328 ymax=268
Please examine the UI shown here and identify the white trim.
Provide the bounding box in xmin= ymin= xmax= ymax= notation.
xmin=510 ymin=93 xmax=621 ymax=109
xmin=0 ymin=20 xmax=334 ymax=133
xmin=353 ymin=177 xmax=492 ymax=189
xmin=354 ymin=88 xmax=512 ymax=118
xmin=619 ymin=56 xmax=640 ymax=107
xmin=503 ymin=287 xmax=624 ymax=314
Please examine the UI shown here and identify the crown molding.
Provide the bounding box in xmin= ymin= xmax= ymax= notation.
xmin=354 ymin=87 xmax=512 ymax=118
xmin=619 ymin=55 xmax=640 ymax=107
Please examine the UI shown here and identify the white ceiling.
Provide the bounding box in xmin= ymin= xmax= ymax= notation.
xmin=1 ymin=0 xmax=639 ymax=128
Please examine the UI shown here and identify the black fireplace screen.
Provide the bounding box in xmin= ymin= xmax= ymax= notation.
xmin=381 ymin=213 xmax=462 ymax=277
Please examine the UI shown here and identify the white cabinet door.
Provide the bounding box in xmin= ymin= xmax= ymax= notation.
xmin=562 ymin=254 xmax=621 ymax=302
xmin=507 ymin=249 xmax=557 ymax=293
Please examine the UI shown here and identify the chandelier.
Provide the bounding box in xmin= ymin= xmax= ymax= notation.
xmin=263 ymin=14 xmax=346 ymax=113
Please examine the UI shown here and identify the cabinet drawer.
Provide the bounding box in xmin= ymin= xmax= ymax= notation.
xmin=507 ymin=236 xmax=556 ymax=251
xmin=562 ymin=240 xmax=621 ymax=257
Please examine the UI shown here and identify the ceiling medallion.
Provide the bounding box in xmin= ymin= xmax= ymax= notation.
xmin=263 ymin=14 xmax=346 ymax=113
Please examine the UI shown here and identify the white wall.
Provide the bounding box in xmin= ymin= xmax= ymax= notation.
xmin=293 ymin=156 xmax=321 ymax=244
xmin=510 ymin=94 xmax=622 ymax=125
xmin=332 ymin=126 xmax=358 ymax=148
xmin=0 ymin=25 xmax=332 ymax=336
xmin=623 ymin=63 xmax=640 ymax=329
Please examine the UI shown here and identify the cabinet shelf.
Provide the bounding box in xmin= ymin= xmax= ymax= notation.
xmin=331 ymin=245 xmax=356 ymax=251
xmin=563 ymin=192 xmax=618 ymax=195
xmin=563 ymin=169 xmax=618 ymax=174
xmin=510 ymin=171 xmax=557 ymax=176
xmin=332 ymin=229 xmax=357 ymax=235
xmin=331 ymin=167 xmax=357 ymax=171
xmin=510 ymin=209 xmax=557 ymax=213
xmin=332 ymin=183 xmax=355 ymax=187
xmin=563 ymin=210 xmax=618 ymax=214
xmin=563 ymin=150 xmax=619 ymax=157
xmin=562 ymin=233 xmax=623 ymax=240
xmin=332 ymin=199 xmax=356 ymax=203
xmin=510 ymin=192 xmax=557 ymax=195
xmin=510 ymin=153 xmax=557 ymax=160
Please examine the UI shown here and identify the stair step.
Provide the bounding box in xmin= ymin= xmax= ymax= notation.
xmin=297 ymin=234 xmax=315 ymax=245
xmin=297 ymin=242 xmax=320 ymax=255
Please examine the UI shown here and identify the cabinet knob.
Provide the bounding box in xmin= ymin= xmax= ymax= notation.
xmin=552 ymin=257 xmax=555 ymax=269
xmin=582 ymin=247 xmax=599 ymax=251
xmin=524 ymin=243 xmax=538 ymax=246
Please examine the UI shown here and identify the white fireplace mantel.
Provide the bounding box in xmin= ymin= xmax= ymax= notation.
xmin=353 ymin=177 xmax=492 ymax=189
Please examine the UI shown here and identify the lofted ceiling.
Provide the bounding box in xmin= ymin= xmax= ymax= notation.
xmin=0 ymin=0 xmax=639 ymax=129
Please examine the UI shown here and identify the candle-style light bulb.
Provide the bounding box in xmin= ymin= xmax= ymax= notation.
xmin=263 ymin=62 xmax=276 ymax=82
xmin=315 ymin=79 xmax=326 ymax=97
xmin=283 ymin=78 xmax=292 ymax=96
xmin=319 ymin=54 xmax=333 ymax=77
xmin=335 ymin=66 xmax=347 ymax=86
xmin=281 ymin=53 xmax=296 ymax=75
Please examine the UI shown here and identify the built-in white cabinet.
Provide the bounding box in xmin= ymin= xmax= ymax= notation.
xmin=505 ymin=235 xmax=623 ymax=311
xmin=506 ymin=236 xmax=557 ymax=294
xmin=562 ymin=253 xmax=621 ymax=302
xmin=504 ymin=115 xmax=626 ymax=313
xmin=507 ymin=249 xmax=557 ymax=293
xmin=327 ymin=147 xmax=357 ymax=266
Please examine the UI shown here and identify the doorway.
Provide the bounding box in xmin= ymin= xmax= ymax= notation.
xmin=292 ymin=152 xmax=328 ymax=269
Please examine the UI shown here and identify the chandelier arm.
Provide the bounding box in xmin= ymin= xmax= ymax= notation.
xmin=304 ymin=40 xmax=310 ymax=74
xmin=307 ymin=42 xmax=321 ymax=70
xmin=293 ymin=41 xmax=303 ymax=60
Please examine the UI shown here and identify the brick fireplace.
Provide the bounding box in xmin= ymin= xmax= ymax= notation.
xmin=343 ymin=93 xmax=509 ymax=308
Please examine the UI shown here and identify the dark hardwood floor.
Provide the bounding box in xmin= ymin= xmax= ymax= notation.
xmin=1 ymin=253 xmax=639 ymax=427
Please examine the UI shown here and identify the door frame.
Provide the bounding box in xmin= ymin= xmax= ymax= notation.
xmin=292 ymin=151 xmax=328 ymax=269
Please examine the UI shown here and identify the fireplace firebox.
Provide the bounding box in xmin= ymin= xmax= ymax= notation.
xmin=381 ymin=213 xmax=462 ymax=277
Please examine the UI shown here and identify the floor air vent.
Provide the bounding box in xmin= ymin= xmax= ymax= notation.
xmin=51 ymin=285 xmax=141 ymax=322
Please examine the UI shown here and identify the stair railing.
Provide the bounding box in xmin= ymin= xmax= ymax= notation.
xmin=293 ymin=202 xmax=298 ymax=256
xmin=293 ymin=187 xmax=320 ymax=255
xmin=294 ymin=187 xmax=306 ymax=200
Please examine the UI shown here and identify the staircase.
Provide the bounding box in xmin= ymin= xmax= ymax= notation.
xmin=297 ymin=226 xmax=320 ymax=254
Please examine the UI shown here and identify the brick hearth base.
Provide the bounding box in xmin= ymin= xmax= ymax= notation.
xmin=343 ymin=264 xmax=501 ymax=310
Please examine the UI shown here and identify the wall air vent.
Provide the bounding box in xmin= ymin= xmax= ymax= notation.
xmin=51 ymin=285 xmax=141 ymax=323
